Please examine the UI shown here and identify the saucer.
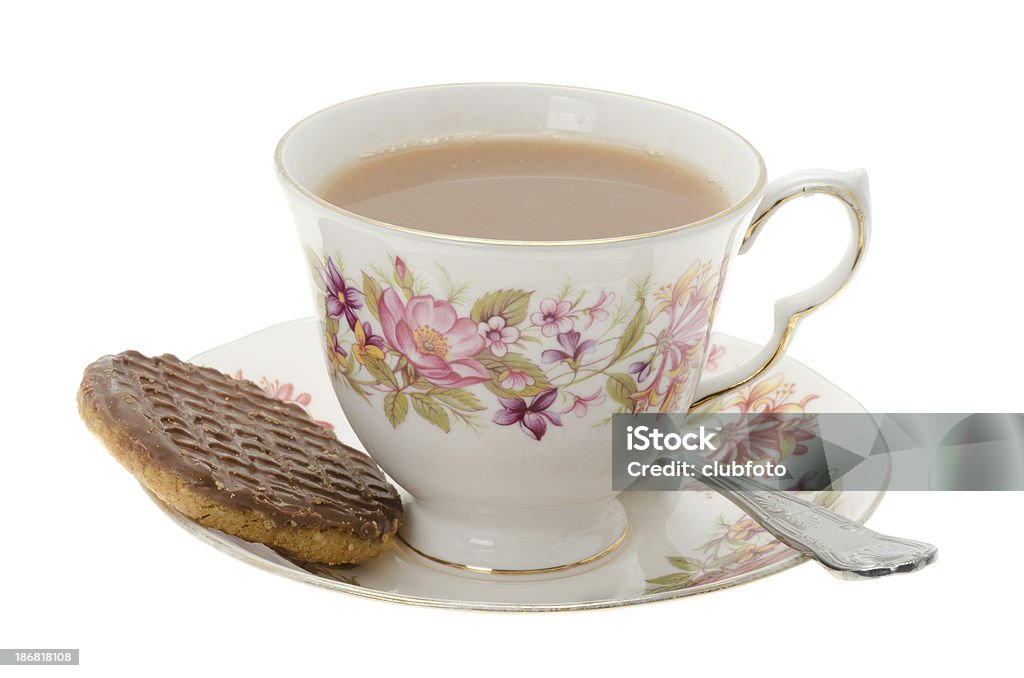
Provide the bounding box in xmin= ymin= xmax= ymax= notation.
xmin=142 ymin=318 xmax=888 ymax=611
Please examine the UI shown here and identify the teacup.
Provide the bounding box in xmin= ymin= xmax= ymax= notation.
xmin=275 ymin=83 xmax=870 ymax=573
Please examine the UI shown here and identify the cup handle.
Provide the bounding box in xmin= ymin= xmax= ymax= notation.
xmin=689 ymin=168 xmax=871 ymax=410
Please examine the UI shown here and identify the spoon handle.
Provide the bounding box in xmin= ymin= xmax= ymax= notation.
xmin=692 ymin=470 xmax=937 ymax=579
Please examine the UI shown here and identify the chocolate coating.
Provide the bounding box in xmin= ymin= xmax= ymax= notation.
xmin=80 ymin=351 xmax=402 ymax=541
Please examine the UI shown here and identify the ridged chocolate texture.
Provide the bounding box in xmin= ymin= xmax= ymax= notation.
xmin=80 ymin=351 xmax=402 ymax=541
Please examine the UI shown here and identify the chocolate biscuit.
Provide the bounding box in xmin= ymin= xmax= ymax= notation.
xmin=78 ymin=351 xmax=402 ymax=564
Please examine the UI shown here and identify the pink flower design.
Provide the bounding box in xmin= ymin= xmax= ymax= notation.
xmin=663 ymin=293 xmax=712 ymax=372
xmin=632 ymin=262 xmax=719 ymax=414
xmin=561 ymin=388 xmax=607 ymax=418
xmin=394 ymin=256 xmax=408 ymax=281
xmin=581 ymin=291 xmax=615 ymax=329
xmin=393 ymin=256 xmax=414 ymax=295
xmin=498 ymin=369 xmax=535 ymax=392
xmin=530 ymin=298 xmax=574 ymax=337
xmin=493 ymin=389 xmax=562 ymax=440
xmin=378 ymin=288 xmax=488 ymax=388
xmin=478 ymin=316 xmax=521 ymax=357
xmin=705 ymin=344 xmax=725 ymax=372
xmin=708 ymin=411 xmax=817 ymax=464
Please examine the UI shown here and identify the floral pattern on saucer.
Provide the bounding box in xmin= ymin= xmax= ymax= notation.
xmin=233 ymin=370 xmax=334 ymax=431
xmin=246 ymin=343 xmax=836 ymax=598
xmin=646 ymin=490 xmax=844 ymax=593
xmin=647 ymin=353 xmax=833 ymax=594
xmin=171 ymin=319 xmax=887 ymax=611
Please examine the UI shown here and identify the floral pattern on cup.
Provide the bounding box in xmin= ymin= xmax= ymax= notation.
xmin=312 ymin=250 xmax=722 ymax=439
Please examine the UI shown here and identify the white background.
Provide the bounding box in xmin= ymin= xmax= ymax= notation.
xmin=2 ymin=1 xmax=1022 ymax=675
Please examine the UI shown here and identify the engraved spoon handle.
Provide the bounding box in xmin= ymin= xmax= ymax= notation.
xmin=683 ymin=458 xmax=937 ymax=579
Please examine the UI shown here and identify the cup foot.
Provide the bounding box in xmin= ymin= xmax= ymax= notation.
xmin=396 ymin=497 xmax=629 ymax=574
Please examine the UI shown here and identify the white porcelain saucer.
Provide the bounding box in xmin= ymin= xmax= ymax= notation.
xmin=142 ymin=318 xmax=888 ymax=611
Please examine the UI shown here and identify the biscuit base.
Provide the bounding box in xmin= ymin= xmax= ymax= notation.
xmin=78 ymin=391 xmax=393 ymax=565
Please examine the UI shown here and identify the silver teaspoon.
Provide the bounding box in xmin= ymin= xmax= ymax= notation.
xmin=669 ymin=451 xmax=937 ymax=579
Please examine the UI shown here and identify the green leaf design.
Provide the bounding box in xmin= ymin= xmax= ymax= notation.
xmin=607 ymin=302 xmax=646 ymax=366
xmin=429 ymin=387 xmax=486 ymax=412
xmin=437 ymin=264 xmax=471 ymax=305
xmin=410 ymin=393 xmax=451 ymax=433
xmin=478 ymin=353 xmax=552 ymax=398
xmin=361 ymin=272 xmax=382 ymax=322
xmin=605 ymin=372 xmax=638 ymax=409
xmin=305 ymin=246 xmax=326 ymax=291
xmin=645 ymin=572 xmax=696 ymax=588
xmin=470 ymin=289 xmax=533 ymax=326
xmin=383 ymin=391 xmax=408 ymax=427
xmin=361 ymin=354 xmax=398 ymax=390
xmin=666 ymin=555 xmax=702 ymax=572
xmin=340 ymin=372 xmax=372 ymax=403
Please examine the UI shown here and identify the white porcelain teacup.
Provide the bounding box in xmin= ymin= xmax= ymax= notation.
xmin=276 ymin=83 xmax=870 ymax=573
